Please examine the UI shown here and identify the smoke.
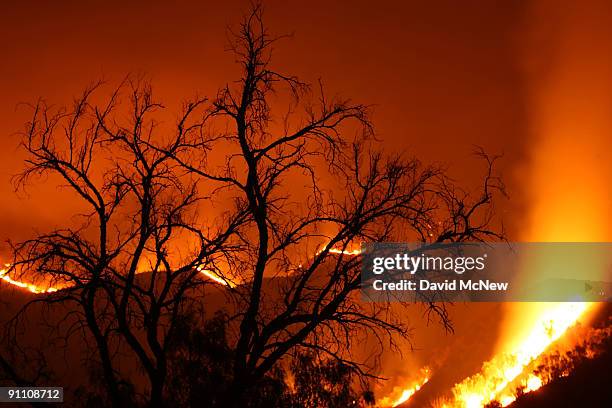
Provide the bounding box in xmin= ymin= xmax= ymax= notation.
xmin=521 ymin=0 xmax=612 ymax=243
xmin=385 ymin=3 xmax=612 ymax=405
xmin=499 ymin=0 xmax=612 ymax=357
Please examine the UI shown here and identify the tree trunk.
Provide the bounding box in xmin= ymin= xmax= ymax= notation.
xmin=223 ymin=376 xmax=248 ymax=408
xmin=148 ymin=372 xmax=165 ymax=408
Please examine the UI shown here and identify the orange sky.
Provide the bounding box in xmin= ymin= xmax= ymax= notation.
xmin=2 ymin=3 xmax=611 ymax=403
xmin=0 ymin=0 xmax=602 ymax=246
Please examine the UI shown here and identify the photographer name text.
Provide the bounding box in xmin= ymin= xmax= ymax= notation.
xmin=372 ymin=279 xmax=509 ymax=292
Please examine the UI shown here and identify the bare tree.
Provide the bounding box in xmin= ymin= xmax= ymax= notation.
xmin=5 ymin=5 xmax=504 ymax=408
xmin=8 ymin=79 xmax=247 ymax=407
xmin=157 ymin=6 xmax=504 ymax=406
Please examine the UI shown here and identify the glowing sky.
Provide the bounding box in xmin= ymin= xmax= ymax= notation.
xmin=0 ymin=0 xmax=531 ymax=246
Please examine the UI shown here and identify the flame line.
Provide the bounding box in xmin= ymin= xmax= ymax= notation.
xmin=0 ymin=240 xmax=361 ymax=294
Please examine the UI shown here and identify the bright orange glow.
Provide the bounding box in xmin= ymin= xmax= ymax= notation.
xmin=328 ymin=247 xmax=362 ymax=256
xmin=196 ymin=265 xmax=237 ymax=288
xmin=378 ymin=368 xmax=430 ymax=407
xmin=443 ymin=302 xmax=591 ymax=407
xmin=496 ymin=375 xmax=542 ymax=407
xmin=0 ymin=262 xmax=236 ymax=293
xmin=316 ymin=241 xmax=362 ymax=257
xmin=431 ymin=6 xmax=612 ymax=405
xmin=0 ymin=265 xmax=60 ymax=294
xmin=1 ymin=241 xmax=361 ymax=293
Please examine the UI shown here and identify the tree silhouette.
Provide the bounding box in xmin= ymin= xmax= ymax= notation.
xmin=2 ymin=5 xmax=504 ymax=407
xmin=164 ymin=309 xmax=373 ymax=408
xmin=281 ymin=351 xmax=375 ymax=407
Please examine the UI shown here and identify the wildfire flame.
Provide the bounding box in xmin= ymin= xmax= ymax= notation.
xmin=444 ymin=302 xmax=592 ymax=408
xmin=0 ymin=263 xmax=236 ymax=293
xmin=316 ymin=242 xmax=362 ymax=257
xmin=196 ymin=265 xmax=237 ymax=288
xmin=0 ymin=266 xmax=60 ymax=294
xmin=378 ymin=368 xmax=431 ymax=407
xmin=0 ymin=238 xmax=601 ymax=408
xmin=327 ymin=247 xmax=362 ymax=256
xmin=0 ymin=240 xmax=359 ymax=293
xmin=436 ymin=8 xmax=612 ymax=405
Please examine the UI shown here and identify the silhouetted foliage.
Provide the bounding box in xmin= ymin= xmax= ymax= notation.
xmin=280 ymin=351 xmax=373 ymax=408
xmin=165 ymin=311 xmax=372 ymax=408
xmin=165 ymin=311 xmax=234 ymax=407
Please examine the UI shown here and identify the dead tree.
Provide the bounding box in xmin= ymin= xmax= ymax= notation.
xmin=9 ymin=79 xmax=247 ymax=407
xmin=159 ymin=6 xmax=505 ymax=407
xmin=7 ymin=5 xmax=504 ymax=408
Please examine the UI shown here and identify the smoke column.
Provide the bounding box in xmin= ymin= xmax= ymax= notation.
xmin=499 ymin=0 xmax=612 ymax=355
